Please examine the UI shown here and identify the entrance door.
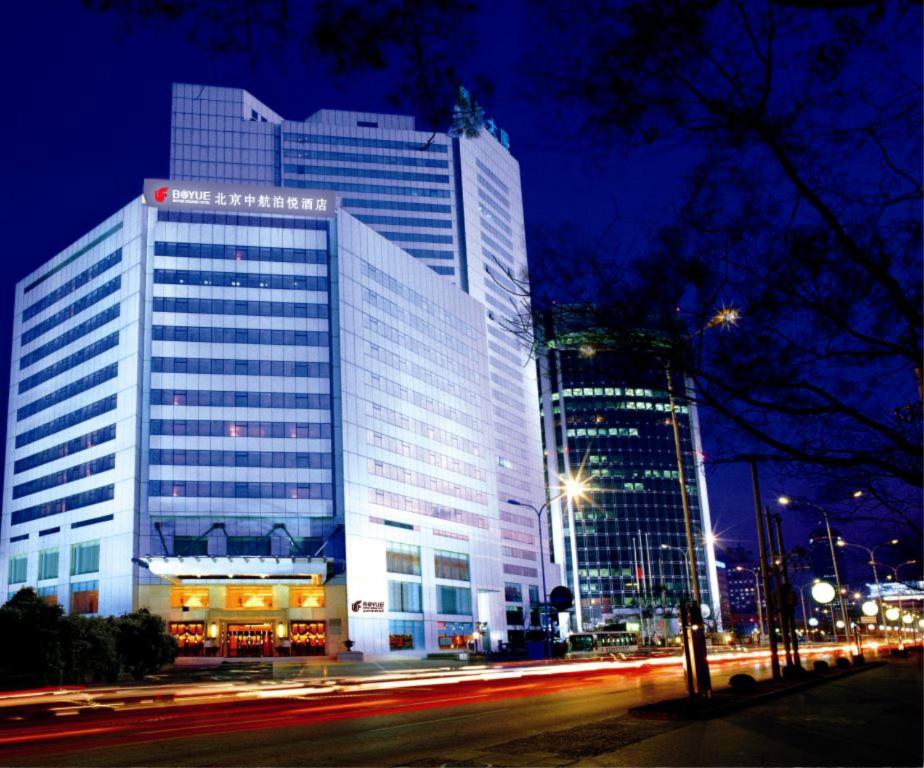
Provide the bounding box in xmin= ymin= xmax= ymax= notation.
xmin=227 ymin=624 xmax=274 ymax=657
xmin=290 ymin=621 xmax=326 ymax=656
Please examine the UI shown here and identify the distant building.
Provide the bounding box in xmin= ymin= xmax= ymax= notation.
xmin=714 ymin=559 xmax=732 ymax=630
xmin=718 ymin=545 xmax=763 ymax=638
xmin=809 ymin=528 xmax=849 ymax=587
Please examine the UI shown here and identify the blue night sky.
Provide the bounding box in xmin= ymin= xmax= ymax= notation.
xmin=0 ymin=2 xmax=896 ymax=567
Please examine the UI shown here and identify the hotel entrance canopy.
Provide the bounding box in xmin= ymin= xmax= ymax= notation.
xmin=137 ymin=555 xmax=330 ymax=584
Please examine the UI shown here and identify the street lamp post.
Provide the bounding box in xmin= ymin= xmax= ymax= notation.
xmin=777 ymin=497 xmax=850 ymax=645
xmin=877 ymin=559 xmax=916 ymax=650
xmin=735 ymin=566 xmax=765 ymax=643
xmin=508 ymin=478 xmax=588 ymax=660
xmin=665 ymin=365 xmax=712 ymax=698
xmin=792 ymin=582 xmax=812 ymax=640
xmin=837 ymin=538 xmax=898 ymax=644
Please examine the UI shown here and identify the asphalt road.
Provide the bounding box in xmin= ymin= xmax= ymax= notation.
xmin=0 ymin=656 xmax=783 ymax=767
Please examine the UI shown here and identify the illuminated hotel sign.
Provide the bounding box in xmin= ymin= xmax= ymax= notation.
xmin=142 ymin=178 xmax=336 ymax=218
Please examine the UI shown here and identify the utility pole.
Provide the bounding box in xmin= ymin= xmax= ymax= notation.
xmin=750 ymin=461 xmax=781 ymax=680
xmin=667 ymin=365 xmax=711 ymax=697
xmin=768 ymin=510 xmax=801 ymax=668
xmin=765 ymin=508 xmax=793 ymax=667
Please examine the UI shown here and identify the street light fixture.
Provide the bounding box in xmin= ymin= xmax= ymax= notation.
xmin=508 ymin=474 xmax=591 ymax=660
xmin=777 ymin=496 xmax=851 ymax=643
xmin=837 ymin=537 xmax=899 ymax=638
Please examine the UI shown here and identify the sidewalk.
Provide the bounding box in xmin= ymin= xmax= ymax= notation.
xmin=465 ymin=658 xmax=923 ymax=767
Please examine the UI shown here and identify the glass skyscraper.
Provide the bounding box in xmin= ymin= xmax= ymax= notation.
xmin=536 ymin=309 xmax=720 ymax=637
xmin=0 ymin=84 xmax=549 ymax=658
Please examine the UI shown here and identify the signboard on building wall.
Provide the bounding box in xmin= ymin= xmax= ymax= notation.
xmin=142 ymin=179 xmax=336 ymax=218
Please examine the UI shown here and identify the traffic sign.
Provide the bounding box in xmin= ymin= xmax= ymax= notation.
xmin=549 ymin=586 xmax=574 ymax=611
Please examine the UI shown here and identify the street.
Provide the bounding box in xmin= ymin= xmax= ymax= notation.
xmin=0 ymin=646 xmax=889 ymax=767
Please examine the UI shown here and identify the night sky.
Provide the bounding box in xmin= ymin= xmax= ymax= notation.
xmin=0 ymin=2 xmax=901 ymax=570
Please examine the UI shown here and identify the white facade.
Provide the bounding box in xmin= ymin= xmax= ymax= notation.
xmin=169 ymin=84 xmax=553 ymax=636
xmin=1 ymin=83 xmax=549 ymax=657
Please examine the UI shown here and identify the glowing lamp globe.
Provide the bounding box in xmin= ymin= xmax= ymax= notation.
xmin=902 ymin=614 xmax=913 ymax=625
xmin=811 ymin=581 xmax=836 ymax=604
xmin=808 ymin=617 xmax=819 ymax=627
xmin=885 ymin=607 xmax=900 ymax=622
xmin=700 ymin=605 xmax=712 ymax=619
xmin=835 ymin=620 xmax=845 ymax=629
xmin=861 ymin=600 xmax=879 ymax=617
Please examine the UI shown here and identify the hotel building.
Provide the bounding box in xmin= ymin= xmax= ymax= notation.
xmin=0 ymin=84 xmax=549 ymax=658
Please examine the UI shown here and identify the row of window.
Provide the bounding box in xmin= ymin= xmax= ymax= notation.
xmin=22 ymin=277 xmax=120 ymax=346
xmin=150 ymin=389 xmax=330 ymax=410
xmin=23 ymin=250 xmax=122 ymax=322
xmin=404 ymin=248 xmax=455 ymax=261
xmin=377 ymin=231 xmax=453 ymax=245
xmin=282 ymin=148 xmax=449 ymax=169
xmin=154 ymin=240 xmax=328 ymax=265
xmin=15 ymin=425 xmax=116 ymax=475
xmin=150 ymin=449 xmax=332 ymax=469
xmin=11 ymin=484 xmax=114 ymax=526
xmin=19 ymin=333 xmax=119 ymax=394
xmin=152 ymin=326 xmax=330 ymax=347
xmin=157 ymin=210 xmax=329 ymax=231
xmin=154 ymin=269 xmax=328 ymax=292
xmin=150 ymin=419 xmax=332 ymax=439
xmin=477 ymin=174 xmax=510 ymax=213
xmin=342 ymin=198 xmax=451 ymax=214
xmin=558 ymin=387 xmax=661 ymax=399
xmin=8 ymin=541 xmax=99 ymax=585
xmin=504 ymin=582 xmax=541 ymax=604
xmin=477 ymin=188 xmax=510 ymax=222
xmin=353 ymin=214 xmax=452 ymax=229
xmin=385 ymin=543 xmax=471 ymax=581
xmin=16 ymin=395 xmax=117 ymax=449
xmin=474 ymin=158 xmax=510 ymax=195
xmin=25 ymin=223 xmax=121 ymax=293
xmin=149 ymin=480 xmax=333 ymax=500
xmin=153 ymin=296 xmax=328 ymax=319
xmin=566 ymin=427 xmax=641 ymax=439
xmin=13 ymin=454 xmax=115 ymax=500
xmin=287 ymin=178 xmax=450 ymax=199
xmin=387 ymin=581 xmax=473 ymax=616
xmin=284 ymin=163 xmax=450 ymax=185
xmin=17 ymin=364 xmax=118 ymax=422
xmin=151 ymin=357 xmax=330 ymax=378
xmin=20 ymin=304 xmax=120 ymax=370
xmin=428 ymin=265 xmax=455 ymax=276
xmin=282 ymin=133 xmax=449 ymax=153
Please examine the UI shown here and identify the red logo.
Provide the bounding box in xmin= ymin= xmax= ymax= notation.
xmin=153 ymin=186 xmax=169 ymax=203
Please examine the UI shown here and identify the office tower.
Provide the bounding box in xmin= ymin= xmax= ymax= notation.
xmin=536 ymin=309 xmax=720 ymax=636
xmin=809 ymin=528 xmax=848 ymax=587
xmin=0 ymin=83 xmax=549 ymax=657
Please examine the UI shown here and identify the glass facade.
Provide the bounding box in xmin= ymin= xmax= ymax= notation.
xmin=537 ymin=314 xmax=719 ymax=636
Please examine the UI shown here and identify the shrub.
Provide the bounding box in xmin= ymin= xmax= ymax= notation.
xmin=813 ymin=660 xmax=830 ymax=673
xmin=728 ymin=673 xmax=758 ymax=691
xmin=0 ymin=588 xmax=64 ymax=687
xmin=60 ymin=615 xmax=120 ymax=684
xmin=115 ymin=609 xmax=178 ymax=680
xmin=834 ymin=656 xmax=851 ymax=669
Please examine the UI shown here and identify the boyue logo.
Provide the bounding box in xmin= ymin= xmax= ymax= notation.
xmin=351 ymin=600 xmax=363 ymax=612
xmin=153 ymin=186 xmax=169 ymax=203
